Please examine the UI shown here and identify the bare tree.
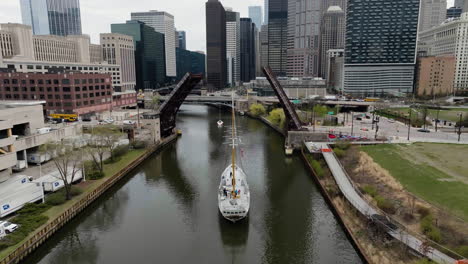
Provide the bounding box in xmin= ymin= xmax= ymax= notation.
xmin=86 ymin=125 xmax=123 ymax=172
xmin=40 ymin=141 xmax=82 ymax=200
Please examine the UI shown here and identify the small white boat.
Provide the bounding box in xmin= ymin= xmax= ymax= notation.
xmin=217 ymin=120 xmax=224 ymax=127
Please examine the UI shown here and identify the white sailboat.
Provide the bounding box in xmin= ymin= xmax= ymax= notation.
xmin=217 ymin=107 xmax=224 ymax=127
xmin=218 ymin=92 xmax=250 ymax=222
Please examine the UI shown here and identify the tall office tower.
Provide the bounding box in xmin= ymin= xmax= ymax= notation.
xmin=20 ymin=0 xmax=82 ymax=36
xmin=100 ymin=33 xmax=137 ymax=92
xmin=254 ymin=26 xmax=262 ymax=76
xmin=175 ymin=30 xmax=179 ymax=49
xmin=268 ymin=0 xmax=288 ymax=76
xmin=205 ymin=0 xmax=227 ymax=90
xmin=249 ymin=6 xmax=263 ymax=29
xmin=260 ymin=25 xmax=269 ymax=73
xmin=286 ymin=0 xmax=321 ymax=77
xmin=321 ymin=0 xmax=347 ymax=12
xmin=344 ymin=0 xmax=420 ymax=96
xmin=419 ymin=0 xmax=447 ymax=32
xmin=240 ymin=18 xmax=256 ymax=82
xmin=226 ymin=10 xmax=241 ymax=86
xmin=111 ymin=20 xmax=166 ymax=89
xmin=131 ymin=11 xmax=177 ymax=78
xmin=264 ymin=0 xmax=269 ymax=25
xmin=320 ymin=6 xmax=345 ymax=78
xmin=178 ymin=31 xmax=186 ymax=50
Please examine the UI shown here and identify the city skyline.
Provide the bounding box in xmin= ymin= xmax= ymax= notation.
xmin=0 ymin=0 xmax=264 ymax=53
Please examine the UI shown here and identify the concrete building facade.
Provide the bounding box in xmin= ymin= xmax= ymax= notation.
xmin=100 ymin=33 xmax=137 ymax=92
xmin=20 ymin=0 xmax=82 ymax=36
xmin=226 ymin=10 xmax=241 ymax=86
xmin=287 ymin=0 xmax=322 ymax=78
xmin=131 ymin=11 xmax=177 ymax=78
xmin=418 ymin=13 xmax=468 ymax=93
xmin=419 ymin=0 xmax=448 ymax=32
xmin=205 ymin=0 xmax=227 ymax=90
xmin=320 ymin=6 xmax=345 ymax=78
xmin=415 ymin=56 xmax=456 ymax=97
xmin=326 ymin=49 xmax=344 ymax=92
xmin=344 ymin=0 xmax=420 ymax=96
xmin=247 ymin=77 xmax=327 ymax=98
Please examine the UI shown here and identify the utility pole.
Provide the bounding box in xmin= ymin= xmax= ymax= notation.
xmin=372 ymin=107 xmax=375 ymax=130
xmin=351 ymin=111 xmax=354 ymax=136
xmin=407 ymin=107 xmax=412 ymax=141
xmin=435 ymin=108 xmax=440 ymax=132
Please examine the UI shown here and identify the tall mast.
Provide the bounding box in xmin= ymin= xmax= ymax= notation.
xmin=231 ymin=90 xmax=236 ymax=195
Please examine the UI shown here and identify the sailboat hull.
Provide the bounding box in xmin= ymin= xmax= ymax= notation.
xmin=218 ymin=165 xmax=250 ymax=223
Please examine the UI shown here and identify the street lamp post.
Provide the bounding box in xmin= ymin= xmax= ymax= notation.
xmin=435 ymin=108 xmax=440 ymax=132
xmin=407 ymin=107 xmax=412 ymax=141
xmin=351 ymin=111 xmax=354 ymax=136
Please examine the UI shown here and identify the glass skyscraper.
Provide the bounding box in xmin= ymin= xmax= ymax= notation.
xmin=343 ymin=0 xmax=420 ymax=96
xmin=20 ymin=0 xmax=82 ymax=36
xmin=248 ymin=6 xmax=263 ymax=29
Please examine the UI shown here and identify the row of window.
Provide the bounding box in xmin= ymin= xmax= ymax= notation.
xmin=2 ymin=78 xmax=108 ymax=85
xmin=2 ymin=85 xmax=111 ymax=92
xmin=0 ymin=92 xmax=110 ymax=100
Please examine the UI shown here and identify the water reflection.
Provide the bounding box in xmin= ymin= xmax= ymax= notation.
xmin=218 ymin=213 xmax=249 ymax=264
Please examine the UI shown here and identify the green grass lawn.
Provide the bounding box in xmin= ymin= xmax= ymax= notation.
xmin=362 ymin=144 xmax=468 ymax=221
xmin=0 ymin=148 xmax=147 ymax=260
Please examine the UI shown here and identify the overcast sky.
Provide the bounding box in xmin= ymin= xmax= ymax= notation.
xmin=0 ymin=0 xmax=456 ymax=52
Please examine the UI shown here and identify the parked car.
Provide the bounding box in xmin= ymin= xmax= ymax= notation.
xmin=417 ymin=129 xmax=430 ymax=133
xmin=361 ymin=128 xmax=369 ymax=131
xmin=49 ymin=118 xmax=63 ymax=124
xmin=387 ymin=118 xmax=395 ymax=123
xmin=97 ymin=120 xmax=105 ymax=125
xmin=81 ymin=117 xmax=92 ymax=122
xmin=0 ymin=221 xmax=19 ymax=234
xmin=123 ymin=120 xmax=136 ymax=125
xmin=104 ymin=118 xmax=114 ymax=124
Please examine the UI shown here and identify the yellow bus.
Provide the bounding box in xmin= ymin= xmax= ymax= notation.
xmin=49 ymin=113 xmax=78 ymax=122
xmin=364 ymin=97 xmax=381 ymax=102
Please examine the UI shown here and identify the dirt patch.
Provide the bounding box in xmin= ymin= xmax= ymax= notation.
xmin=341 ymin=147 xmax=468 ymax=254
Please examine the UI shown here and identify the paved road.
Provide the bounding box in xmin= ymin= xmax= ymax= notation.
xmin=307 ymin=112 xmax=468 ymax=144
xmin=306 ymin=143 xmax=457 ymax=264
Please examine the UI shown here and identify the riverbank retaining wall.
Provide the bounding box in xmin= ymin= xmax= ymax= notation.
xmin=0 ymin=134 xmax=178 ymax=264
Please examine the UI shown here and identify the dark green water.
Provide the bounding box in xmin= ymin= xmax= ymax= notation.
xmin=26 ymin=105 xmax=362 ymax=264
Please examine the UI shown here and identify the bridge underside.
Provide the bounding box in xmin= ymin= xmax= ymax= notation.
xmin=158 ymin=73 xmax=203 ymax=137
xmin=262 ymin=66 xmax=304 ymax=131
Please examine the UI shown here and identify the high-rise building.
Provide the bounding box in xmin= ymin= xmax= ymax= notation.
xmin=248 ymin=6 xmax=263 ymax=30
xmin=419 ymin=0 xmax=447 ymax=32
xmin=264 ymin=0 xmax=269 ymax=25
xmin=20 ymin=0 xmax=82 ymax=36
xmin=205 ymin=0 xmax=227 ymax=90
xmin=178 ymin=31 xmax=186 ymax=50
xmin=111 ymin=20 xmax=166 ymax=89
xmin=176 ymin=48 xmax=207 ymax=81
xmin=260 ymin=25 xmax=269 ymax=73
xmin=240 ymin=18 xmax=256 ymax=82
xmin=320 ymin=6 xmax=345 ymax=78
xmin=455 ymin=0 xmax=465 ymax=8
xmin=100 ymin=33 xmax=137 ymax=92
xmin=344 ymin=0 xmax=420 ymax=96
xmin=287 ymin=0 xmax=322 ymax=77
xmin=268 ymin=0 xmax=288 ymax=76
xmin=131 ymin=11 xmax=177 ymax=78
xmin=226 ymin=10 xmax=240 ymax=86
xmin=415 ymin=56 xmax=456 ymax=97
xmin=418 ymin=13 xmax=468 ymax=93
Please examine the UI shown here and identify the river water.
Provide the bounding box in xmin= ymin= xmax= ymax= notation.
xmin=26 ymin=105 xmax=362 ymax=264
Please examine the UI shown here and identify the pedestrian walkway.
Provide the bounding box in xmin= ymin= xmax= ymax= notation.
xmin=305 ymin=142 xmax=458 ymax=264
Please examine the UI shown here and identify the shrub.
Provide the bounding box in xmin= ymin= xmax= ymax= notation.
xmin=46 ymin=191 xmax=67 ymax=206
xmin=375 ymin=195 xmax=396 ymax=214
xmin=131 ymin=140 xmax=147 ymax=149
xmin=334 ymin=148 xmax=345 ymax=158
xmin=335 ymin=140 xmax=351 ymax=150
xmin=456 ymin=246 xmax=468 ymax=258
xmin=70 ymin=186 xmax=83 ymax=197
xmin=362 ymin=185 xmax=378 ymax=198
xmin=311 ymin=160 xmax=324 ymax=178
xmin=112 ymin=144 xmax=129 ymax=158
xmin=417 ymin=206 xmax=431 ymax=218
xmin=427 ymin=228 xmax=441 ymax=242
xmin=84 ymin=160 xmax=105 ymax=180
xmin=249 ymin=103 xmax=266 ymax=117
